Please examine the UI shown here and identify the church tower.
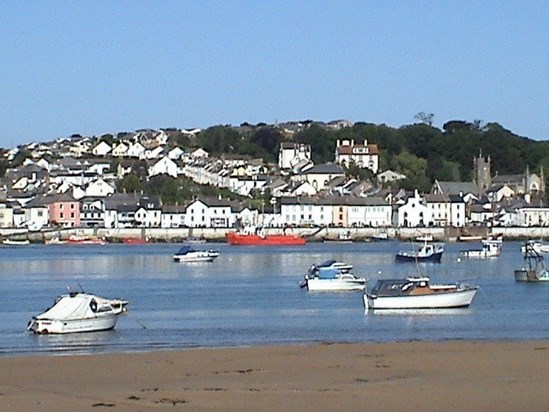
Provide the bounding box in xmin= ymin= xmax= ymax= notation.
xmin=473 ymin=151 xmax=491 ymax=192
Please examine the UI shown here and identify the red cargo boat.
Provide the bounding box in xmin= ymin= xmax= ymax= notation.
xmin=226 ymin=232 xmax=306 ymax=246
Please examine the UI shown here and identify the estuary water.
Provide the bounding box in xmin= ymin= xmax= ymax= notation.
xmin=0 ymin=241 xmax=547 ymax=356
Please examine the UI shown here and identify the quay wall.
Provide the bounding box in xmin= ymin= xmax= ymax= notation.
xmin=0 ymin=226 xmax=546 ymax=243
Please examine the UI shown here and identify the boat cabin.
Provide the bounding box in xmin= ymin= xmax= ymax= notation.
xmin=370 ymin=277 xmax=457 ymax=297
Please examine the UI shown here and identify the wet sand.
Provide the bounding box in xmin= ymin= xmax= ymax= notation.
xmin=0 ymin=341 xmax=547 ymax=411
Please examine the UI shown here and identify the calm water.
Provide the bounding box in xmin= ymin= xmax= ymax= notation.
xmin=0 ymin=241 xmax=547 ymax=356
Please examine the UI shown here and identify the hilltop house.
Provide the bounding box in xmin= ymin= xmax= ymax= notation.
xmin=335 ymin=139 xmax=379 ymax=174
xmin=278 ymin=142 xmax=312 ymax=171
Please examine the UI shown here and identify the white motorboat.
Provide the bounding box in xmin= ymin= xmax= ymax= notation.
xmin=2 ymin=239 xmax=30 ymax=245
xmin=27 ymin=292 xmax=128 ymax=334
xmin=302 ymin=271 xmax=367 ymax=291
xmin=173 ymin=245 xmax=219 ymax=262
xmin=364 ymin=276 xmax=478 ymax=309
xmin=461 ymin=239 xmax=502 ymax=258
xmin=308 ymin=259 xmax=353 ymax=274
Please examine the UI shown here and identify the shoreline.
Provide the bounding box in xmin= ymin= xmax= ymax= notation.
xmin=1 ymin=340 xmax=547 ymax=411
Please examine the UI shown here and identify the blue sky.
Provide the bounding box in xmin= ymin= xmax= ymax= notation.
xmin=1 ymin=1 xmax=547 ymax=147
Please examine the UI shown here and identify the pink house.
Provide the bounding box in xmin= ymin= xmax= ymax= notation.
xmin=43 ymin=193 xmax=81 ymax=227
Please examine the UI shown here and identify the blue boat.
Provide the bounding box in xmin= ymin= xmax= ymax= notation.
xmin=395 ymin=242 xmax=444 ymax=263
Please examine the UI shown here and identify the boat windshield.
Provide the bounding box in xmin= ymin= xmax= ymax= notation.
xmin=175 ymin=246 xmax=194 ymax=254
xmin=371 ymin=279 xmax=410 ymax=296
xmin=319 ymin=260 xmax=337 ymax=267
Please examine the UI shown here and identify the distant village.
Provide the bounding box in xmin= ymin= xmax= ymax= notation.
xmin=0 ymin=120 xmax=548 ymax=236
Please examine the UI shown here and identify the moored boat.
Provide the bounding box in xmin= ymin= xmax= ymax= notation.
xmin=226 ymin=232 xmax=306 ymax=246
xmin=364 ymin=276 xmax=478 ymax=309
xmin=2 ymin=239 xmax=30 ymax=245
xmin=300 ymin=259 xmax=364 ymax=291
xmin=185 ymin=236 xmax=207 ymax=244
xmin=45 ymin=237 xmax=67 ymax=245
xmin=66 ymin=235 xmax=107 ymax=245
xmin=514 ymin=242 xmax=549 ymax=282
xmin=371 ymin=232 xmax=390 ymax=242
xmin=173 ymin=245 xmax=219 ymax=262
xmin=303 ymin=272 xmax=367 ymax=291
xmin=395 ymin=241 xmax=444 ymax=263
xmin=461 ymin=239 xmax=502 ymax=259
xmin=308 ymin=259 xmax=353 ymax=274
xmin=27 ymin=292 xmax=128 ymax=334
xmin=121 ymin=237 xmax=149 ymax=244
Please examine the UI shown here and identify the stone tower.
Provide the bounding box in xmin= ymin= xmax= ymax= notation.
xmin=473 ymin=151 xmax=491 ymax=192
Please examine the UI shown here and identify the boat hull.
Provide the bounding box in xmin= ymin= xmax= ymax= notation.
xmin=122 ymin=237 xmax=148 ymax=244
xmin=28 ymin=314 xmax=122 ymax=334
xmin=461 ymin=250 xmax=500 ymax=259
xmin=67 ymin=240 xmax=107 ymax=245
xmin=514 ymin=269 xmax=549 ymax=282
xmin=306 ymin=278 xmax=366 ymax=291
xmin=226 ymin=232 xmax=306 ymax=246
xmin=364 ymin=288 xmax=478 ymax=309
xmin=173 ymin=255 xmax=217 ymax=263
xmin=395 ymin=251 xmax=443 ymax=263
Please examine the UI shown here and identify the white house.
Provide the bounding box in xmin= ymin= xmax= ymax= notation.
xmin=168 ymin=147 xmax=185 ymax=160
xmin=292 ymin=181 xmax=317 ymax=197
xmin=395 ymin=191 xmax=432 ymax=227
xmin=161 ymin=204 xmax=186 ymax=228
xmin=22 ymin=198 xmax=49 ymax=229
xmin=486 ymin=184 xmax=515 ymax=202
xmin=228 ymin=175 xmax=268 ymax=197
xmin=279 ymin=197 xmax=333 ymax=227
xmin=278 ymin=142 xmax=312 ymax=170
xmin=377 ymin=170 xmax=406 ymax=184
xmin=424 ymin=194 xmax=453 ymax=227
xmin=80 ymin=198 xmax=105 ymax=227
xmin=335 ymin=139 xmax=379 ymax=174
xmin=347 ymin=197 xmax=392 ymax=227
xmin=299 ymin=164 xmax=345 ymax=191
xmin=134 ymin=205 xmax=161 ymax=227
xmin=85 ymin=178 xmax=115 ymax=197
xmin=185 ymin=198 xmax=234 ymax=228
xmin=148 ymin=157 xmax=179 ymax=178
xmin=0 ymin=203 xmax=14 ymax=227
xmin=92 ymin=141 xmax=112 ymax=156
xmin=142 ymin=145 xmax=164 ymax=160
xmin=111 ymin=142 xmax=129 ymax=157
xmin=516 ymin=205 xmax=549 ymax=227
xmin=126 ymin=142 xmax=146 ymax=158
xmin=191 ymin=148 xmax=209 ymax=159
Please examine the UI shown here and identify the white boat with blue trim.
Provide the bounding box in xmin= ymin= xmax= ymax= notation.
xmin=173 ymin=245 xmax=219 ymax=262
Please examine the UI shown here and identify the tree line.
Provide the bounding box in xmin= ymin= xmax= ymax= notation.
xmin=190 ymin=120 xmax=549 ymax=193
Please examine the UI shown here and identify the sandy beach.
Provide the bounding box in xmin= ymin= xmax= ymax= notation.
xmin=0 ymin=341 xmax=547 ymax=411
